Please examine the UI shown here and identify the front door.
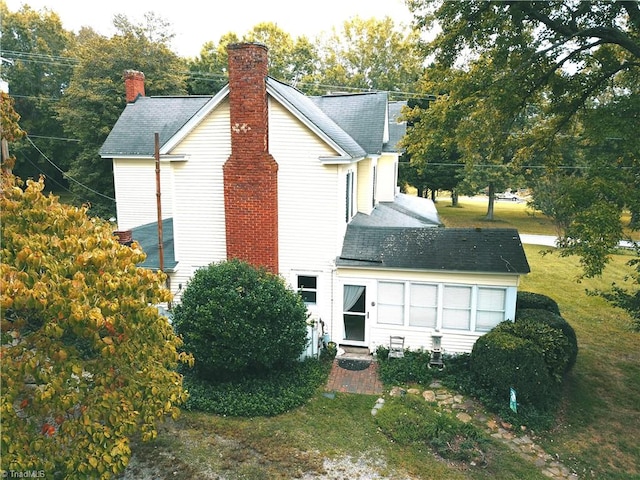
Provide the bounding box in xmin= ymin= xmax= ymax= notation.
xmin=342 ymin=284 xmax=367 ymax=345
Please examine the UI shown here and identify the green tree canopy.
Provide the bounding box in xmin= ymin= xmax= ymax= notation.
xmin=406 ymin=0 xmax=640 ymax=323
xmin=302 ymin=16 xmax=424 ymax=97
xmin=407 ymin=0 xmax=639 ymax=253
xmin=0 ymin=1 xmax=75 ymax=190
xmin=185 ymin=23 xmax=317 ymax=95
xmin=55 ymin=13 xmax=188 ymax=218
xmin=1 ymin=169 xmax=192 ymax=476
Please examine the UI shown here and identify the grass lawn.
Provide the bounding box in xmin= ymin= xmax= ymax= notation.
xmin=121 ymin=196 xmax=639 ymax=479
xmin=438 ymin=197 xmax=640 ymax=479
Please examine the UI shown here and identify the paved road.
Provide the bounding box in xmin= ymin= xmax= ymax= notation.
xmin=519 ymin=234 xmax=557 ymax=246
xmin=520 ymin=234 xmax=638 ymax=249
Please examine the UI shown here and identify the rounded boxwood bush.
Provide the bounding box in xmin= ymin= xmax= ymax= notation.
xmin=494 ymin=319 xmax=570 ymax=383
xmin=516 ymin=291 xmax=561 ymax=315
xmin=470 ymin=326 xmax=557 ymax=411
xmin=173 ymin=259 xmax=309 ymax=381
xmin=516 ymin=308 xmax=578 ymax=372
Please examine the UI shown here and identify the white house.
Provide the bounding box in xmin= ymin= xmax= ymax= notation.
xmin=100 ymin=42 xmax=530 ymax=355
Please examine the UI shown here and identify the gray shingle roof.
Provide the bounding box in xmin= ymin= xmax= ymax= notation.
xmin=131 ymin=218 xmax=177 ymax=271
xmin=350 ymin=193 xmax=441 ymax=227
xmin=99 ymin=96 xmax=212 ymax=157
xmin=310 ymin=91 xmax=388 ymax=155
xmin=100 ymin=79 xmax=396 ymax=160
xmin=337 ymin=226 xmax=530 ymax=274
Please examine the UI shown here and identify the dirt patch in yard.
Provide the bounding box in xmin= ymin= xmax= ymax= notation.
xmin=117 ymin=419 xmax=406 ymax=480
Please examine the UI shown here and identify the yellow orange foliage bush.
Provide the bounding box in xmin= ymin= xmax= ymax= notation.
xmin=1 ymin=172 xmax=192 ymax=478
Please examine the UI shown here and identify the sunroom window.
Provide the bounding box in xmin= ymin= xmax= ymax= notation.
xmin=476 ymin=287 xmax=506 ymax=331
xmin=442 ymin=285 xmax=472 ymax=330
xmin=409 ymin=283 xmax=437 ymax=328
xmin=377 ymin=281 xmax=404 ymax=325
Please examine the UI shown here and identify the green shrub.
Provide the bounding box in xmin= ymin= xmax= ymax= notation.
xmin=377 ymin=347 xmax=473 ymax=392
xmin=494 ymin=320 xmax=570 ymax=383
xmin=376 ymin=347 xmax=432 ymax=385
xmin=470 ymin=327 xmax=559 ymax=413
xmin=516 ymin=291 xmax=561 ymax=315
xmin=516 ymin=308 xmax=578 ymax=372
xmin=173 ymin=259 xmax=308 ymax=381
xmin=374 ymin=395 xmax=488 ymax=462
xmin=183 ymin=357 xmax=331 ymax=416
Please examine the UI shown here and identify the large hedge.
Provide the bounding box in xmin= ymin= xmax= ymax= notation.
xmin=516 ymin=308 xmax=578 ymax=372
xmin=470 ymin=327 xmax=559 ymax=412
xmin=493 ymin=319 xmax=570 ymax=383
xmin=173 ymin=259 xmax=309 ymax=381
xmin=516 ymin=291 xmax=561 ymax=315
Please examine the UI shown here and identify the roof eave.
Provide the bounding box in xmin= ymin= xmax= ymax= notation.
xmin=335 ymin=262 xmax=528 ymax=275
xmin=319 ymin=155 xmax=365 ymax=165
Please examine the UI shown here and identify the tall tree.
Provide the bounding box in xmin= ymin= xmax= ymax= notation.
xmin=407 ymin=0 xmax=640 ymax=324
xmin=55 ymin=14 xmax=187 ymax=218
xmin=402 ymin=64 xmax=524 ymax=218
xmin=1 ymin=96 xmax=192 ymax=477
xmin=407 ymin=0 xmax=639 ymax=258
xmin=185 ymin=23 xmax=317 ymax=95
xmin=0 ymin=1 xmax=75 ymax=191
xmin=302 ymin=16 xmax=424 ymax=97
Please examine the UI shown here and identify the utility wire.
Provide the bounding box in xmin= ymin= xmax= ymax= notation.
xmin=25 ymin=135 xmax=116 ymax=202
xmin=21 ymin=153 xmax=76 ymax=195
xmin=1 ymin=49 xmax=436 ymax=100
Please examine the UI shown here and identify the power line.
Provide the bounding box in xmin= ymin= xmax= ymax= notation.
xmin=27 ymin=134 xmax=80 ymax=143
xmin=1 ymin=48 xmax=436 ymax=99
xmin=21 ymin=153 xmax=76 ymax=195
xmin=418 ymin=162 xmax=634 ymax=170
xmin=25 ymin=135 xmax=116 ymax=202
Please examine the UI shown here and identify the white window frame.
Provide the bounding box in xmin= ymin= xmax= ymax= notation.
xmin=442 ymin=285 xmax=473 ymax=331
xmin=297 ymin=274 xmax=318 ymax=305
xmin=409 ymin=283 xmax=438 ymax=328
xmin=345 ymin=170 xmax=355 ymax=222
xmin=475 ymin=287 xmax=507 ymax=332
xmin=377 ymin=281 xmax=404 ymax=325
xmin=375 ymin=280 xmax=509 ymax=333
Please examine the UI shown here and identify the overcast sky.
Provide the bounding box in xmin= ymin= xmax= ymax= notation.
xmin=5 ymin=0 xmax=415 ymax=58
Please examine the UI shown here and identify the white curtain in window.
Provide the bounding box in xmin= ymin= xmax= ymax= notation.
xmin=343 ymin=285 xmax=365 ymax=312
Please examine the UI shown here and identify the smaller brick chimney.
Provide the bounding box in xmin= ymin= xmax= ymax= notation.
xmin=124 ymin=70 xmax=145 ymax=103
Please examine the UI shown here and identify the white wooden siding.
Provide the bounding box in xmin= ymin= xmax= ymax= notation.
xmin=356 ymin=158 xmax=376 ymax=215
xmin=376 ymin=154 xmax=398 ymax=202
xmin=269 ymin=100 xmax=345 ymax=326
xmin=270 ymin=100 xmax=343 ymax=271
xmin=164 ymin=100 xmax=231 ymax=297
xmin=335 ymin=267 xmax=520 ymax=354
xmin=112 ymin=158 xmax=174 ymax=230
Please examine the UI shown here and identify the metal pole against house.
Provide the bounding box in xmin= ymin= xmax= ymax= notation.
xmin=155 ymin=132 xmax=164 ymax=273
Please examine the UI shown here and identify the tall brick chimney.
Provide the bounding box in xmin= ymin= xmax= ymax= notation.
xmin=124 ymin=70 xmax=145 ymax=103
xmin=223 ymin=43 xmax=279 ymax=273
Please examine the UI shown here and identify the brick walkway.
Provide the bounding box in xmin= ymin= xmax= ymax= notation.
xmin=325 ymin=359 xmax=384 ymax=395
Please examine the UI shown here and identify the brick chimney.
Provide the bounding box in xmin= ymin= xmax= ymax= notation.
xmin=223 ymin=43 xmax=279 ymax=274
xmin=124 ymin=70 xmax=145 ymax=103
